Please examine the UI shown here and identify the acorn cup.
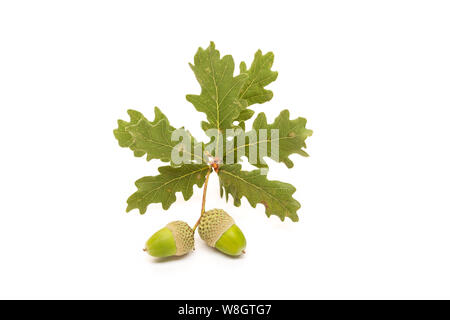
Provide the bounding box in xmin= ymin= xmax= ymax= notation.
xmin=144 ymin=221 xmax=194 ymax=258
xmin=198 ymin=209 xmax=246 ymax=256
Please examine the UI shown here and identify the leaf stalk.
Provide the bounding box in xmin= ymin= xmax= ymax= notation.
xmin=192 ymin=167 xmax=212 ymax=233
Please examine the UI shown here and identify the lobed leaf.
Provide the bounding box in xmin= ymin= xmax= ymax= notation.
xmin=218 ymin=164 xmax=300 ymax=221
xmin=223 ymin=110 xmax=312 ymax=168
xmin=239 ymin=50 xmax=278 ymax=105
xmin=186 ymin=42 xmax=248 ymax=134
xmin=127 ymin=164 xmax=211 ymax=214
xmin=235 ymin=50 xmax=278 ymax=121
xmin=114 ymin=108 xmax=205 ymax=164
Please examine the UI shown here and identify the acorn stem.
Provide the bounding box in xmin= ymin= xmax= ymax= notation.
xmin=193 ymin=167 xmax=212 ymax=233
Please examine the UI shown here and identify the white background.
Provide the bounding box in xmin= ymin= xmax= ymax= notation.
xmin=1 ymin=1 xmax=449 ymax=299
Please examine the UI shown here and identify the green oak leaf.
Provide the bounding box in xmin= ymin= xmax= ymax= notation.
xmin=218 ymin=164 xmax=300 ymax=221
xmin=127 ymin=164 xmax=211 ymax=214
xmin=236 ymin=50 xmax=278 ymax=122
xmin=186 ymin=42 xmax=248 ymax=135
xmin=114 ymin=108 xmax=163 ymax=157
xmin=223 ymin=110 xmax=312 ymax=168
xmin=114 ymin=108 xmax=205 ymax=164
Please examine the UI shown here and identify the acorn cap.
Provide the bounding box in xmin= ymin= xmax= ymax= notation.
xmin=198 ymin=209 xmax=235 ymax=247
xmin=145 ymin=220 xmax=194 ymax=257
xmin=166 ymin=221 xmax=195 ymax=256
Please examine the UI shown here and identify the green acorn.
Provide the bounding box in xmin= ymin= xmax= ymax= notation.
xmin=198 ymin=209 xmax=246 ymax=256
xmin=144 ymin=221 xmax=194 ymax=257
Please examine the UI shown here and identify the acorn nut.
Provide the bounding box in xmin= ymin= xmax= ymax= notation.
xmin=198 ymin=209 xmax=246 ymax=256
xmin=144 ymin=221 xmax=194 ymax=257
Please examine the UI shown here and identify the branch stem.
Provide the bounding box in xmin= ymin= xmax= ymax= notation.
xmin=193 ymin=167 xmax=212 ymax=233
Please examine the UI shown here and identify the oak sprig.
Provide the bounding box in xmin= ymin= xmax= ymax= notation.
xmin=114 ymin=42 xmax=312 ymax=221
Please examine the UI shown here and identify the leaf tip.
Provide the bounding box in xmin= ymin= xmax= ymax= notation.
xmin=284 ymin=159 xmax=294 ymax=168
xmin=125 ymin=204 xmax=138 ymax=214
xmin=239 ymin=61 xmax=247 ymax=72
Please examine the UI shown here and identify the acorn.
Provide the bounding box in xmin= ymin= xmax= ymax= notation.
xmin=144 ymin=221 xmax=194 ymax=257
xmin=198 ymin=209 xmax=246 ymax=256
